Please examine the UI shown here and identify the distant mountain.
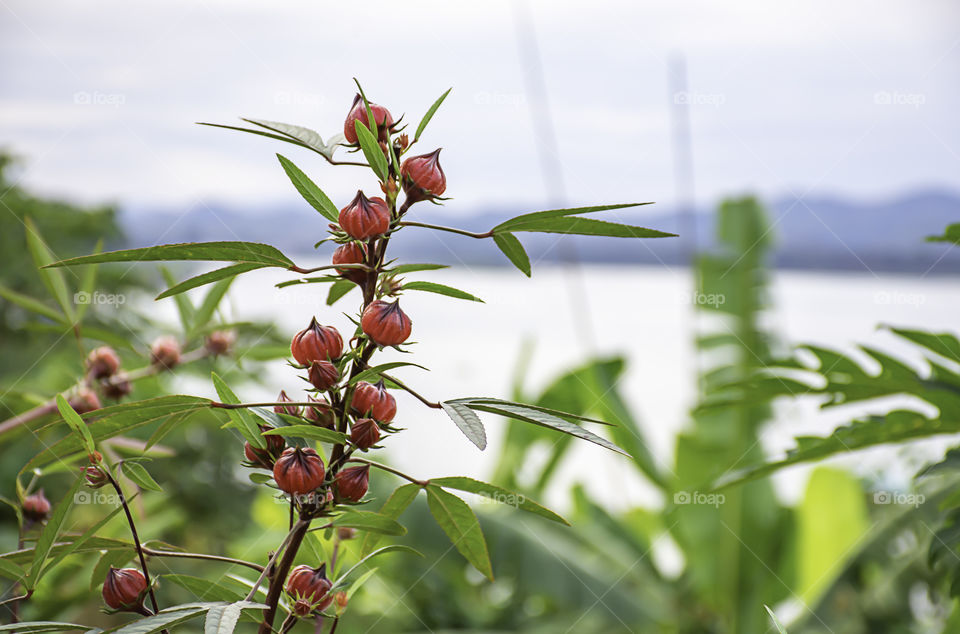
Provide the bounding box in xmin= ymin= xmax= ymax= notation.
xmin=122 ymin=189 xmax=960 ymax=274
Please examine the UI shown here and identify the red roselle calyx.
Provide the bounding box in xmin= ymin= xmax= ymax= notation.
xmin=286 ymin=563 xmax=333 ymax=616
xmin=205 ymin=330 xmax=235 ymax=356
xmin=308 ymin=360 xmax=340 ymax=391
xmin=401 ymin=148 xmax=446 ymax=203
xmin=335 ymin=465 xmax=369 ymax=502
xmin=351 ymin=380 xmax=396 ymax=422
xmin=343 ymin=93 xmax=394 ymax=144
xmin=305 ymin=395 xmax=336 ymax=428
xmin=332 ymin=242 xmax=367 ymax=285
xmin=83 ymin=465 xmax=109 ymax=489
xmin=244 ymin=428 xmax=286 ymax=469
xmin=274 ymin=390 xmax=301 ymax=417
xmin=71 ymin=387 xmax=101 ymax=414
xmin=350 ymin=418 xmax=380 ymax=451
xmin=361 ymin=300 xmax=412 ymax=347
xmin=103 ymin=372 xmax=132 ymax=400
xmin=273 ymin=447 xmax=326 ymax=495
xmin=22 ymin=490 xmax=51 ymax=523
xmin=102 ymin=567 xmax=148 ymax=612
xmin=338 ymin=191 xmax=390 ymax=240
xmin=150 ymin=336 xmax=181 ymax=369
xmin=86 ymin=346 xmax=120 ymax=379
xmin=291 ymin=318 xmax=343 ymax=366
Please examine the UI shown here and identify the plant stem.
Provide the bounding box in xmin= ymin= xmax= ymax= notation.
xmin=346 ymin=458 xmax=427 ymax=486
xmin=245 ymin=524 xmax=300 ymax=601
xmin=141 ymin=547 xmax=264 ymax=573
xmin=278 ymin=613 xmax=298 ymax=634
xmin=259 ymin=519 xmax=311 ymax=634
xmin=328 ymin=617 xmax=340 ymax=634
xmin=379 ymin=373 xmax=441 ymax=409
xmin=397 ymin=221 xmax=492 ymax=239
xmin=288 ymin=263 xmax=372 ymax=275
xmin=105 ymin=470 xmax=161 ymax=615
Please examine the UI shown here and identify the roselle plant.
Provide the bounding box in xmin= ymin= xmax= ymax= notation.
xmin=0 ymin=82 xmax=674 ymax=633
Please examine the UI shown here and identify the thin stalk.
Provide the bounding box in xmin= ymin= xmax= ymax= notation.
xmin=141 ymin=547 xmax=264 ymax=573
xmin=279 ymin=613 xmax=298 ymax=634
xmin=379 ymin=373 xmax=441 ymax=409
xmin=346 ymin=458 xmax=427 ymax=486
xmin=259 ymin=519 xmax=311 ymax=634
xmin=105 ymin=470 xmax=161 ymax=615
xmin=397 ymin=221 xmax=492 ymax=239
xmin=245 ymin=524 xmax=300 ymax=601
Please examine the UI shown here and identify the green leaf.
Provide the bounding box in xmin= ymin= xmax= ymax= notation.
xmin=121 ymin=461 xmax=162 ymax=492
xmin=765 ymin=606 xmax=789 ymax=633
xmin=354 ymin=120 xmax=388 ymax=182
xmin=242 ymin=118 xmax=340 ymax=159
xmin=25 ymin=218 xmax=75 ymax=322
xmin=163 ymin=574 xmax=249 ymax=603
xmin=492 ymin=233 xmax=531 ymax=276
xmin=504 ymin=215 xmax=675 ymax=238
xmin=927 ymin=222 xmax=960 ymax=245
xmin=461 ymin=397 xmax=611 ymax=426
xmin=330 ymin=545 xmax=421 ymax=592
xmin=887 ymin=325 xmax=960 ymax=362
xmin=0 ymin=558 xmax=26 ymax=583
xmin=108 ymin=606 xmax=207 ymax=634
xmin=156 ymin=263 xmax=263 ymax=300
xmin=28 ymin=477 xmax=84 ymax=588
xmin=359 ymin=484 xmax=420 ymax=557
xmin=193 ymin=276 xmax=235 ymax=334
xmin=276 ymin=154 xmax=340 ymax=223
xmin=414 ymin=88 xmax=452 ymax=141
xmin=402 ymin=281 xmax=483 ymax=302
xmin=159 ymin=267 xmax=195 ymax=333
xmin=46 ymin=242 xmax=295 ymax=269
xmin=425 ymin=485 xmax=493 ymax=580
xmin=41 ymin=496 xmax=131 ymax=578
xmin=331 ymin=510 xmax=406 ymax=535
xmin=212 ymin=373 xmax=266 ymax=450
xmin=261 ymin=425 xmax=348 ymax=444
xmin=203 ymin=601 xmax=266 ymax=634
xmin=345 ymin=568 xmax=378 ymax=601
xmin=440 ymin=402 xmax=487 ymax=450
xmin=0 ymin=622 xmax=97 ymax=632
xmin=494 ymin=203 xmax=654 ymax=231
xmin=76 ymin=239 xmax=102 ymax=320
xmin=197 ymin=122 xmax=315 ymax=150
xmin=55 ymin=395 xmax=96 ymax=455
xmin=327 ymin=280 xmax=355 ymax=306
xmin=0 ymin=283 xmax=65 ymax=323
xmin=430 ymin=476 xmax=568 ymax=525
xmin=387 ymin=263 xmax=449 ymax=275
xmin=349 ymin=361 xmax=428 ymax=385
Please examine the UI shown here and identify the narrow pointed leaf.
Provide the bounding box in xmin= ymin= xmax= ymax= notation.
xmin=46 ymin=242 xmax=295 ymax=269
xmin=330 ymin=545 xmax=421 ymax=592
xmin=55 ymin=394 xmax=96 ymax=455
xmin=492 ymin=233 xmax=531 ymax=276
xmin=440 ymin=401 xmax=487 ymax=450
xmin=25 ymin=218 xmax=75 ymax=322
xmin=494 ymin=203 xmax=655 ymax=231
xmin=212 ymin=374 xmax=265 ymax=449
xmin=0 ymin=622 xmax=97 ymax=632
xmin=0 ymin=284 xmax=64 ymax=323
xmin=157 ymin=264 xmax=262 ymax=300
xmin=121 ymin=461 xmax=162 ymax=492
xmin=506 ymin=215 xmax=676 ymax=238
xmin=359 ymin=484 xmax=420 ymax=557
xmin=402 ymin=281 xmax=483 ymax=302
xmin=354 ymin=120 xmax=388 ymax=182
xmin=331 ymin=510 xmax=406 ymax=535
xmin=430 ymin=476 xmax=568 ymax=525
xmin=261 ymin=425 xmax=348 ymax=444
xmin=327 ymin=280 xmax=355 ymax=305
xmin=415 ymin=88 xmax=451 ymax=141
xmin=425 ymin=485 xmax=493 ymax=580
xmin=276 ymin=154 xmax=340 ymax=223
xmin=28 ymin=477 xmax=84 ymax=587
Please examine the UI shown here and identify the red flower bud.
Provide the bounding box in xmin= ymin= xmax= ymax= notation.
xmin=361 ymin=300 xmax=412 ymax=347
xmin=274 ymin=390 xmax=301 ymax=417
xmin=332 ymin=242 xmax=367 ymax=285
xmin=103 ymin=372 xmax=132 ymax=400
xmin=273 ymin=447 xmax=326 ymax=495
xmin=286 ymin=563 xmax=333 ymax=616
xmin=150 ymin=336 xmax=181 ymax=369
xmin=22 ymin=490 xmax=51 ymax=522
xmin=244 ymin=429 xmax=286 ymax=469
xmin=305 ymin=395 xmax=336 ymax=428
xmin=205 ymin=330 xmax=235 ymax=356
xmin=71 ymin=387 xmax=101 ymax=414
xmin=291 ymin=318 xmax=343 ymax=366
xmin=343 ymin=94 xmax=394 ymax=144
xmin=339 ymin=191 xmax=390 ymax=240
xmin=350 ymin=418 xmax=381 ymax=451
xmin=102 ymin=566 xmax=148 ymax=611
xmin=83 ymin=465 xmax=109 ymax=489
xmin=308 ymin=360 xmax=340 ymax=391
xmin=401 ymin=149 xmax=446 ymax=202
xmin=334 ymin=465 xmax=369 ymax=502
xmin=334 ymin=590 xmax=348 ymax=613
xmin=351 ymin=381 xmax=396 ymax=422
xmin=86 ymin=346 xmax=121 ymax=379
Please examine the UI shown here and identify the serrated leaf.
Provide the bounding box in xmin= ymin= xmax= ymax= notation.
xmin=109 ymin=607 xmax=207 ymax=634
xmin=359 ymin=484 xmax=420 ymax=557
xmin=461 ymin=397 xmax=611 ymax=426
xmin=157 ymin=263 xmax=263 ymax=300
xmin=55 ymin=394 xmax=96 ymax=455
xmin=494 ymin=203 xmax=654 ymax=232
xmin=415 ymin=88 xmax=451 ymax=141
xmin=387 ymin=263 xmax=449 ymax=275
xmin=430 ymin=476 xmax=568 ymax=525
xmin=492 ymin=233 xmax=531 ymax=276
xmin=505 ymin=215 xmax=675 ymax=238
xmin=425 ymin=485 xmax=493 ymax=580
xmin=198 ymin=122 xmax=314 ymax=150
xmin=327 ymin=280 xmax=355 ymax=306
xmin=440 ymin=402 xmax=487 ymax=450
xmin=121 ymin=461 xmax=162 ymax=492
xmin=25 ymin=218 xmax=75 ymax=322
xmin=0 ymin=622 xmax=97 ymax=632
xmin=402 ymin=281 xmax=483 ymax=302
xmin=354 ymin=120 xmax=388 ymax=182
xmin=204 ymin=601 xmax=265 ymax=634
xmin=261 ymin=425 xmax=348 ymax=444
xmin=46 ymin=242 xmax=295 ymax=269
xmin=242 ymin=119 xmax=333 ymax=156
xmin=276 ymin=154 xmax=340 ymax=223
xmin=0 ymin=283 xmax=65 ymax=323
xmin=28 ymin=477 xmax=83 ymax=588
xmin=331 ymin=510 xmax=406 ymax=535
xmin=212 ymin=373 xmax=265 ymax=449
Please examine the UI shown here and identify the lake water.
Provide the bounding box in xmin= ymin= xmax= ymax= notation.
xmin=171 ymin=264 xmax=959 ymax=511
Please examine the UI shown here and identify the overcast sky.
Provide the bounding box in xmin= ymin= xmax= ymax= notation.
xmin=1 ymin=0 xmax=958 ymax=217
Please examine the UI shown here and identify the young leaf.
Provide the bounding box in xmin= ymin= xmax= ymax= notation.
xmin=353 ymin=120 xmax=388 ymax=182
xmin=331 ymin=510 xmax=406 ymax=535
xmin=28 ymin=477 xmax=84 ymax=588
xmin=415 ymin=88 xmax=452 ymax=142
xmin=55 ymin=394 xmax=96 ymax=455
xmin=440 ymin=402 xmax=487 ymax=450
xmin=493 ymin=202 xmax=654 ymax=232
xmin=425 ymin=485 xmax=493 ymax=580
xmin=359 ymin=484 xmax=421 ymax=557
xmin=261 ymin=425 xmax=348 ymax=445
xmin=276 ymin=154 xmax=340 ymax=223
xmin=0 ymin=284 xmax=65 ymax=323
xmin=212 ymin=374 xmax=266 ymax=449
xmin=349 ymin=361 xmax=428 ymax=385
xmin=492 ymin=233 xmax=531 ymax=276
xmin=429 ymin=476 xmax=568 ymax=525
xmin=402 ymin=281 xmax=483 ymax=303
xmin=46 ymin=242 xmax=295 ymax=269
xmin=25 ymin=218 xmax=75 ymax=323
xmin=156 ymin=263 xmax=263 ymax=300
xmin=121 ymin=461 xmax=162 ymax=492
xmin=327 ymin=280 xmax=355 ymax=306
xmin=329 ymin=545 xmax=421 ymax=592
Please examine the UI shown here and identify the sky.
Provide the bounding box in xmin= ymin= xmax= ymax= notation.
xmin=1 ymin=0 xmax=958 ymax=217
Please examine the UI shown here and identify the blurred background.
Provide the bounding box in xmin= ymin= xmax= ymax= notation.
xmin=2 ymin=1 xmax=959 ymax=632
